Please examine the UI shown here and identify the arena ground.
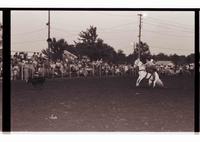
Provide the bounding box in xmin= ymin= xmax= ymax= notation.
xmin=0 ymin=81 xmax=1 ymax=130
xmin=11 ymin=75 xmax=195 ymax=131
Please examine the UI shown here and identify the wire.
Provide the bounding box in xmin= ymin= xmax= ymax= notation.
xmin=99 ymin=22 xmax=137 ymax=31
xmin=147 ymin=16 xmax=193 ymax=28
xmin=144 ymin=21 xmax=193 ymax=33
xmin=12 ymin=39 xmax=45 ymax=45
xmin=11 ymin=50 xmax=41 ymax=53
xmin=12 ymin=28 xmax=46 ymax=36
xmin=95 ymin=12 xmax=193 ymax=30
xmin=51 ymin=27 xmax=79 ymax=36
xmin=96 ymin=12 xmax=137 ymax=18
xmin=143 ymin=29 xmax=193 ymax=38
xmin=149 ymin=45 xmax=193 ymax=51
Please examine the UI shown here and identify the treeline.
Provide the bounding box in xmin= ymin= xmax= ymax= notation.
xmin=42 ymin=26 xmax=194 ymax=65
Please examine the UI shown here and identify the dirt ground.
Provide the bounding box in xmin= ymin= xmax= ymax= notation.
xmin=0 ymin=81 xmax=1 ymax=130
xmin=11 ymin=75 xmax=195 ymax=132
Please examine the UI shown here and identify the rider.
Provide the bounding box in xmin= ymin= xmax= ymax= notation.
xmin=145 ymin=58 xmax=157 ymax=74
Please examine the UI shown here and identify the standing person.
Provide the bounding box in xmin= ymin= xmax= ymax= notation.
xmin=29 ymin=60 xmax=35 ymax=78
xmin=24 ymin=61 xmax=29 ymax=82
xmin=38 ymin=64 xmax=45 ymax=77
xmin=13 ymin=63 xmax=19 ymax=80
xmin=50 ymin=61 xmax=56 ymax=78
xmin=44 ymin=60 xmax=50 ymax=78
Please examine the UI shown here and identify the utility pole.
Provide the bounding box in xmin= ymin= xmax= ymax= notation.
xmin=138 ymin=13 xmax=143 ymax=59
xmin=46 ymin=10 xmax=51 ymax=61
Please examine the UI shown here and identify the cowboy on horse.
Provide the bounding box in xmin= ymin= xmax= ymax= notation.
xmin=134 ymin=55 xmax=164 ymax=88
xmin=140 ymin=55 xmax=157 ymax=77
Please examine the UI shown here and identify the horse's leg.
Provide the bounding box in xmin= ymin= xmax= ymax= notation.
xmin=136 ymin=75 xmax=143 ymax=87
xmin=148 ymin=78 xmax=152 ymax=87
xmin=153 ymin=79 xmax=156 ymax=88
xmin=152 ymin=72 xmax=158 ymax=88
xmin=136 ymin=76 xmax=141 ymax=87
xmin=160 ymin=79 xmax=164 ymax=87
xmin=136 ymin=73 xmax=145 ymax=87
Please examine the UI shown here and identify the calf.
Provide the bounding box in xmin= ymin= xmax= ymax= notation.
xmin=27 ymin=76 xmax=45 ymax=86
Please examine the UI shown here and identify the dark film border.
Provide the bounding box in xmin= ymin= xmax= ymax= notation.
xmin=0 ymin=8 xmax=199 ymax=132
xmin=2 ymin=9 xmax=11 ymax=132
xmin=195 ymin=10 xmax=199 ymax=133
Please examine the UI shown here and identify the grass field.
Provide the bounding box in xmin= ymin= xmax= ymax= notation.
xmin=11 ymin=75 xmax=195 ymax=131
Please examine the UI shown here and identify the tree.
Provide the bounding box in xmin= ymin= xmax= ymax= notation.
xmin=115 ymin=49 xmax=126 ymax=64
xmin=169 ymin=54 xmax=179 ymax=65
xmin=186 ymin=53 xmax=194 ymax=64
xmin=75 ymin=26 xmax=118 ymax=62
xmin=42 ymin=38 xmax=69 ymax=61
xmin=126 ymin=52 xmax=138 ymax=64
xmin=78 ymin=25 xmax=98 ymax=46
xmin=134 ymin=41 xmax=151 ymax=63
xmin=134 ymin=42 xmax=150 ymax=56
xmin=152 ymin=53 xmax=169 ymax=61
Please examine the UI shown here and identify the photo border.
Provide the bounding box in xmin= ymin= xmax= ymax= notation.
xmin=0 ymin=7 xmax=199 ymax=133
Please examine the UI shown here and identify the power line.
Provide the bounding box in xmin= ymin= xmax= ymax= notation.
xmin=11 ymin=50 xmax=41 ymax=53
xmin=12 ymin=39 xmax=45 ymax=45
xmin=147 ymin=16 xmax=193 ymax=28
xmin=99 ymin=28 xmax=138 ymax=33
xmin=99 ymin=22 xmax=137 ymax=31
xmin=146 ymin=18 xmax=193 ymax=32
xmin=51 ymin=27 xmax=79 ymax=36
xmin=96 ymin=12 xmax=137 ymax=18
xmin=150 ymin=45 xmax=193 ymax=52
xmin=96 ymin=12 xmax=193 ymax=29
xmin=144 ymin=21 xmax=193 ymax=33
xmin=143 ymin=29 xmax=193 ymax=38
xmin=12 ymin=28 xmax=46 ymax=36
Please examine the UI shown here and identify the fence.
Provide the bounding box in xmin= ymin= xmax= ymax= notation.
xmin=11 ymin=64 xmax=138 ymax=81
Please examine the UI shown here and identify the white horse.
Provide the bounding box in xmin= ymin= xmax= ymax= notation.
xmin=133 ymin=58 xmax=164 ymax=88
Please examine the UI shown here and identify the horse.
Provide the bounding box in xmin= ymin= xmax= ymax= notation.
xmin=133 ymin=58 xmax=164 ymax=88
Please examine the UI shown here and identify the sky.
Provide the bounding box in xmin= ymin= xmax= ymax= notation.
xmin=11 ymin=11 xmax=194 ymax=56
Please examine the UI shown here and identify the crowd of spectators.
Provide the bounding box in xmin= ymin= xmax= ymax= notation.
xmin=156 ymin=63 xmax=194 ymax=76
xmin=10 ymin=51 xmax=195 ymax=81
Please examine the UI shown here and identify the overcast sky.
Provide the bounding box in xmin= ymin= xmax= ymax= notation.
xmin=11 ymin=11 xmax=194 ymax=56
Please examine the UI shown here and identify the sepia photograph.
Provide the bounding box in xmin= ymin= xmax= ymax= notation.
xmin=11 ymin=10 xmax=195 ymax=131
